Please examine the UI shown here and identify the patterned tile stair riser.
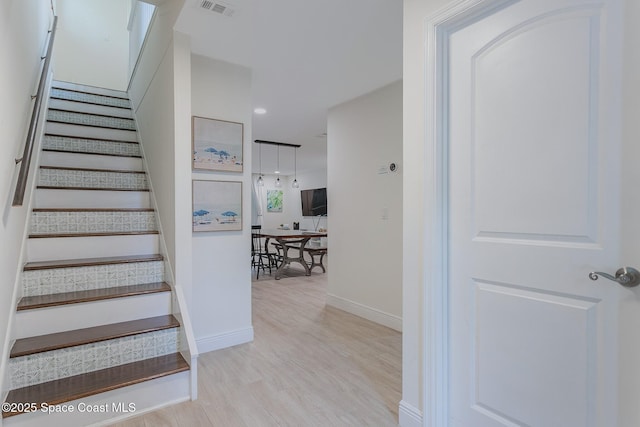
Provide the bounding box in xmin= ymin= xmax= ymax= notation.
xmin=22 ymin=260 xmax=164 ymax=297
xmin=43 ymin=135 xmax=141 ymax=157
xmin=38 ymin=168 xmax=148 ymax=190
xmin=30 ymin=211 xmax=157 ymax=235
xmin=48 ymin=110 xmax=136 ymax=130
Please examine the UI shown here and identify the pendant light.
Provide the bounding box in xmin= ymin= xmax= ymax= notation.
xmin=257 ymin=142 xmax=264 ymax=186
xmin=254 ymin=140 xmax=301 ymax=188
xmin=292 ymin=147 xmax=299 ymax=188
xmin=274 ymin=145 xmax=282 ymax=187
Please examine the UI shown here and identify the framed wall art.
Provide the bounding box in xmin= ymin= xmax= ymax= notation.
xmin=192 ymin=116 xmax=243 ymax=172
xmin=267 ymin=189 xmax=283 ymax=213
xmin=193 ymin=180 xmax=242 ymax=232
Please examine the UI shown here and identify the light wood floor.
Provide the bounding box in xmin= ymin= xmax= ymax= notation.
xmin=112 ymin=265 xmax=401 ymax=426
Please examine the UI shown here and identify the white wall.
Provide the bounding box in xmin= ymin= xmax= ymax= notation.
xmin=128 ymin=0 xmax=187 ymax=300
xmin=191 ymin=54 xmax=253 ymax=353
xmin=326 ymin=81 xmax=403 ymax=332
xmin=54 ymin=0 xmax=130 ymax=90
xmin=0 ymin=0 xmax=53 ymax=394
xmin=133 ymin=37 xmax=177 ymax=275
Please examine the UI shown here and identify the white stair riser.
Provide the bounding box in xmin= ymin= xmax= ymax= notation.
xmin=9 ymin=328 xmax=179 ymax=389
xmin=45 ymin=122 xmax=137 ymax=142
xmin=52 ymin=80 xmax=129 ymax=99
xmin=39 ymin=169 xmax=148 ymax=190
xmin=30 ymin=211 xmax=157 ymax=235
xmin=34 ymin=189 xmax=151 ymax=209
xmin=40 ymin=151 xmax=143 ymax=171
xmin=48 ymin=110 xmax=136 ymax=131
xmin=48 ymin=99 xmax=133 ymax=119
xmin=2 ymin=371 xmax=190 ymax=427
xmin=15 ymin=292 xmax=173 ymax=338
xmin=22 ymin=261 xmax=164 ymax=297
xmin=27 ymin=234 xmax=159 ymax=261
xmin=43 ymin=135 xmax=141 ymax=157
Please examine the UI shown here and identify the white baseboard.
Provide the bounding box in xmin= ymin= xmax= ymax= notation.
xmin=196 ymin=327 xmax=254 ymax=354
xmin=399 ymin=400 xmax=423 ymax=427
xmin=325 ymin=294 xmax=402 ymax=331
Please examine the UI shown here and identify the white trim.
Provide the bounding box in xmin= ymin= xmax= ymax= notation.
xmin=399 ymin=400 xmax=423 ymax=427
xmin=421 ymin=1 xmax=518 ymax=426
xmin=196 ymin=327 xmax=254 ymax=354
xmin=326 ymin=294 xmax=402 ymax=332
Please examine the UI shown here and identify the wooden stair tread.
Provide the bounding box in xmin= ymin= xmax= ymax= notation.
xmin=29 ymin=231 xmax=158 ymax=238
xmin=43 ymin=148 xmax=142 ymax=158
xmin=24 ymin=254 xmax=163 ymax=271
xmin=2 ymin=353 xmax=189 ymax=418
xmin=32 ymin=208 xmax=154 ymax=212
xmin=10 ymin=314 xmax=179 ymax=358
xmin=36 ymin=186 xmax=150 ymax=192
xmin=17 ymin=282 xmax=171 ymax=311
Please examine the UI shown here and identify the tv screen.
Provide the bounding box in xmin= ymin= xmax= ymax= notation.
xmin=301 ymin=187 xmax=327 ymax=216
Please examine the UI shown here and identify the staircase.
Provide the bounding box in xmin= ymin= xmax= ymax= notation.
xmin=2 ymin=81 xmax=192 ymax=426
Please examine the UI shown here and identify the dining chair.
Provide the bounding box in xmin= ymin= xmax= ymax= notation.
xmin=251 ymin=225 xmax=274 ymax=279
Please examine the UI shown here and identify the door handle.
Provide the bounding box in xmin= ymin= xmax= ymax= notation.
xmin=589 ymin=267 xmax=640 ymax=288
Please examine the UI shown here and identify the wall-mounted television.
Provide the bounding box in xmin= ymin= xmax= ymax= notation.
xmin=301 ymin=187 xmax=327 ymax=216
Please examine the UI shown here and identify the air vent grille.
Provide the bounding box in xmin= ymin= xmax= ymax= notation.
xmin=199 ymin=0 xmax=235 ymax=17
xmin=212 ymin=4 xmax=226 ymax=13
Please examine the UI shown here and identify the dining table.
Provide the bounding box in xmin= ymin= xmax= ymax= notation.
xmin=258 ymin=229 xmax=327 ymax=280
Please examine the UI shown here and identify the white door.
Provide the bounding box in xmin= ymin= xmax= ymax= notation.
xmin=447 ymin=0 xmax=623 ymax=426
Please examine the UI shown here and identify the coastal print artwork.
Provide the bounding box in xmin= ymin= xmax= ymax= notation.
xmin=193 ymin=180 xmax=242 ymax=232
xmin=267 ymin=190 xmax=283 ymax=213
xmin=192 ymin=116 xmax=243 ymax=172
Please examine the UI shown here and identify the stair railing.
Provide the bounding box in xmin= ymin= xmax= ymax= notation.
xmin=12 ymin=15 xmax=58 ymax=207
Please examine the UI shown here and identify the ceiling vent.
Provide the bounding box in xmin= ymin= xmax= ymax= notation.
xmin=199 ymin=0 xmax=235 ymax=17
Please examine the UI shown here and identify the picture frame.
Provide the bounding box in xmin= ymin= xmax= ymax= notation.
xmin=192 ymin=116 xmax=243 ymax=172
xmin=267 ymin=190 xmax=283 ymax=212
xmin=193 ymin=180 xmax=242 ymax=232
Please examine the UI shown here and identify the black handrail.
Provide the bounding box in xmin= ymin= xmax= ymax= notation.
xmin=12 ymin=16 xmax=58 ymax=207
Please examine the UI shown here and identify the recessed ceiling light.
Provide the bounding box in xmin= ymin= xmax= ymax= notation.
xmin=254 ymin=108 xmax=267 ymax=115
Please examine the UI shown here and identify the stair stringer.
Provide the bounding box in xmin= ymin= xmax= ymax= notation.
xmin=0 ymin=70 xmax=55 ymax=421
xmin=132 ymin=112 xmax=199 ymax=401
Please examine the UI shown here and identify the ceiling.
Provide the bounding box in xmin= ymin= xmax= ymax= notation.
xmin=174 ymin=0 xmax=402 ymax=176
